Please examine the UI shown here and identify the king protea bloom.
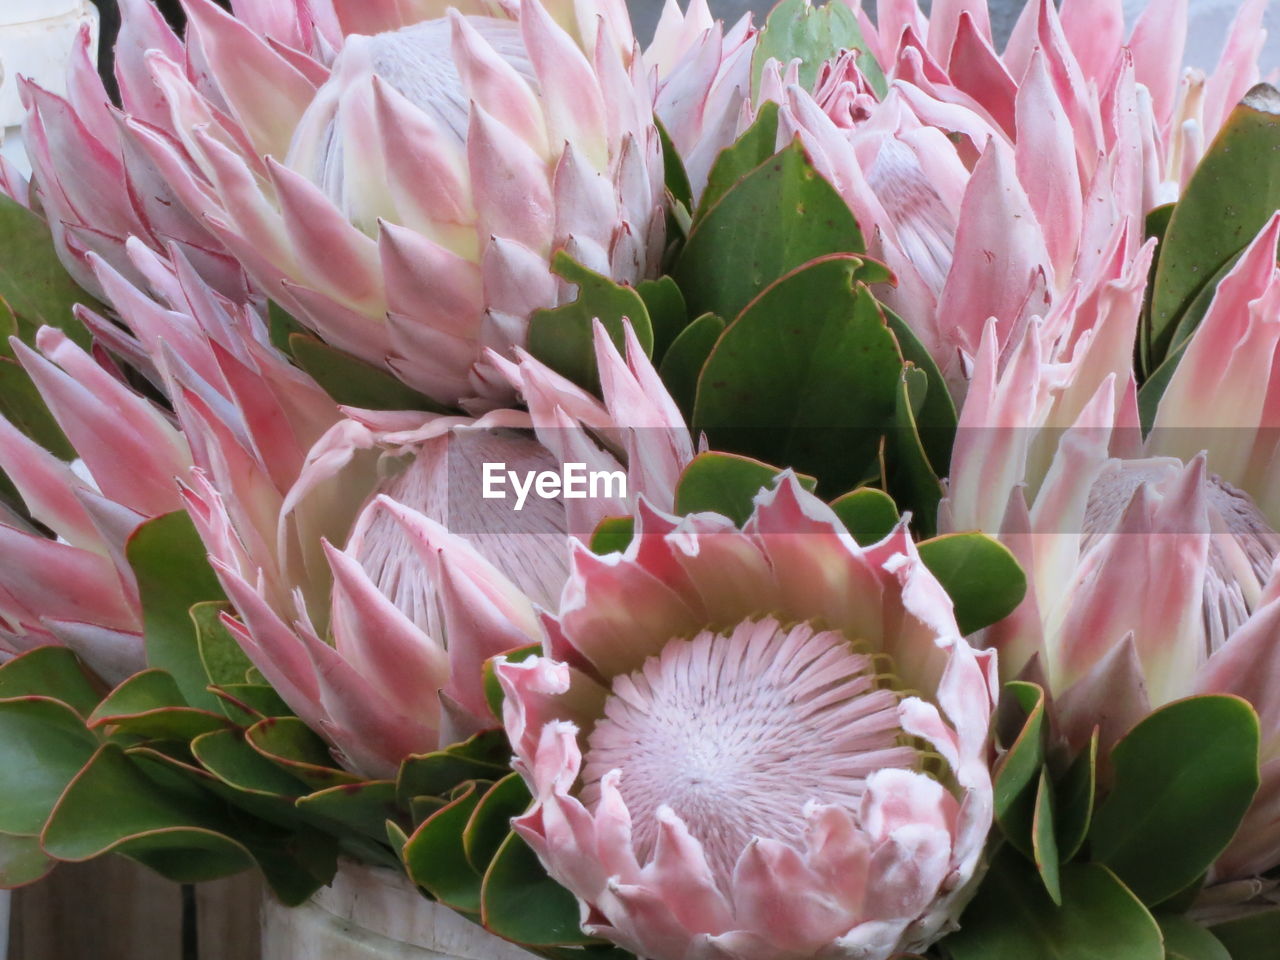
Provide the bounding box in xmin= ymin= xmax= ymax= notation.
xmin=0 ymin=220 xmax=690 ymax=774
xmin=0 ymin=324 xmax=192 ymax=681
xmin=646 ymin=0 xmax=756 ymax=200
xmin=497 ymin=476 xmax=995 ymax=959
xmin=767 ymin=0 xmax=1264 ymax=386
xmin=65 ymin=235 xmax=688 ymax=775
xmin=14 ymin=0 xmax=664 ymax=408
xmin=945 ymin=214 xmax=1280 ymax=885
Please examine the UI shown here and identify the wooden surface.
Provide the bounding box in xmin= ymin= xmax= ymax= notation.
xmin=8 ymin=858 xmax=262 ymax=960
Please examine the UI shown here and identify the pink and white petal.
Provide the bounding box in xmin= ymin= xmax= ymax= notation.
xmin=0 ymin=525 xmax=136 ymax=632
xmin=558 ymin=543 xmax=702 ymax=677
xmin=324 ymin=540 xmax=451 ymax=716
xmin=16 ymin=331 xmax=190 ymax=517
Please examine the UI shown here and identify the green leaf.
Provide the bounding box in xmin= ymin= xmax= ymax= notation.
xmin=402 ymin=781 xmax=485 ymax=913
xmin=946 ymin=853 xmax=1164 ymax=960
xmin=1210 ymin=908 xmax=1280 ymax=960
xmin=127 ymin=512 xmax=227 ymax=712
xmin=1090 ymin=695 xmax=1261 ymax=906
xmin=673 ymin=141 xmax=867 ymax=322
xmin=191 ymin=601 xmax=255 ymax=688
xmin=296 ymin=780 xmax=401 ymax=841
xmin=1148 ymin=85 xmax=1280 ymax=369
xmin=637 ymin=275 xmax=687 ymax=364
xmin=1137 ymin=336 xmax=1190 ymax=434
xmin=751 ymin=0 xmax=887 ymax=98
xmin=883 ymin=305 xmax=957 ymax=476
xmin=692 ymin=258 xmax=901 ymax=495
xmin=885 ymin=365 xmax=943 ymax=537
xmin=526 ymin=253 xmax=654 ymax=393
xmin=463 ymin=772 xmax=532 ymax=874
xmin=829 ymin=487 xmax=899 ymax=545
xmin=0 ymin=698 xmax=99 ymax=834
xmin=658 ymin=311 xmax=724 ymax=419
xmin=673 ymin=451 xmax=817 ymax=525
xmin=0 ymin=295 xmax=16 ymax=355
xmin=1033 ymin=769 xmax=1062 ymax=905
xmin=40 ymin=743 xmax=255 ymax=880
xmin=88 ymin=670 xmax=231 ymax=741
xmin=190 ymin=728 xmax=307 ymax=800
xmin=655 ymin=116 xmax=693 ymax=214
xmin=0 ymin=830 xmax=55 ymax=887
xmin=1054 ymin=728 xmax=1099 ymax=862
xmin=589 ymin=516 xmax=635 ymax=555
xmin=1159 ymin=915 xmax=1232 ymax=960
xmin=917 ymin=532 xmax=1027 ymax=636
xmin=397 ymin=730 xmax=510 ymax=805
xmin=0 ymin=192 xmax=100 ymax=350
xmin=288 ymin=333 xmax=450 ymax=412
xmin=1137 ymin=202 xmax=1174 ymax=377
xmin=267 ymin=301 xmax=307 ymax=355
xmin=993 ymin=681 xmax=1047 ymax=826
xmin=698 ymin=102 xmax=781 ymax=215
xmin=244 ymin=717 xmax=360 ymax=790
xmin=210 ymin=683 xmax=294 ymax=723
xmin=482 ymin=831 xmax=597 ymax=946
xmin=0 ymin=646 xmax=102 ymax=717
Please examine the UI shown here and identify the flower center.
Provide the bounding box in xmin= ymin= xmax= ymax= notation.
xmin=866 ymin=139 xmax=956 ymax=295
xmin=581 ymin=618 xmax=920 ymax=888
xmin=349 ymin=430 xmax=569 ymax=635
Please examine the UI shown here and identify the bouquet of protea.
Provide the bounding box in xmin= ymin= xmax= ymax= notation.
xmin=1 ymin=0 xmax=1279 ymax=958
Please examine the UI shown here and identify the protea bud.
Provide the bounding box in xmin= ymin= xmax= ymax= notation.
xmin=9 ymin=0 xmax=666 ymax=410
xmin=106 ymin=0 xmax=665 ymax=409
xmin=498 ymin=476 xmax=995 ymax=960
xmin=766 ymin=0 xmax=1264 ymax=388
xmin=945 ymin=215 xmax=1280 ymax=886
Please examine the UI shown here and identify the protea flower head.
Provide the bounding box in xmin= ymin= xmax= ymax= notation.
xmin=55 ymin=233 xmax=688 ymax=775
xmin=764 ymin=0 xmax=1265 ymax=388
xmin=646 ymin=0 xmax=756 ymax=200
xmin=944 ymin=214 xmax=1280 ymax=885
xmin=13 ymin=0 xmax=665 ymax=409
xmin=0 ymin=323 xmax=192 ymax=681
xmin=497 ymin=476 xmax=995 ymax=959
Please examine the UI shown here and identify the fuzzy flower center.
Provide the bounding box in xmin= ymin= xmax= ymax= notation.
xmin=581 ymin=618 xmax=921 ymax=887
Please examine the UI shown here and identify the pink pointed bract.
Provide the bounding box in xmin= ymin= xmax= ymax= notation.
xmin=498 ymin=476 xmax=996 ymax=960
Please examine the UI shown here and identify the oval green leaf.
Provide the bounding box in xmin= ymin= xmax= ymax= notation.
xmin=1089 ymin=695 xmax=1261 ymax=906
xmin=917 ymin=532 xmax=1027 ymax=636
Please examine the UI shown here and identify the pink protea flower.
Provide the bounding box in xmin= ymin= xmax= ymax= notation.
xmin=57 ymin=237 xmax=689 ymax=775
xmin=497 ymin=476 xmax=996 ymax=959
xmin=943 ymin=214 xmax=1280 ymax=886
xmin=765 ymin=0 xmax=1264 ymax=386
xmin=646 ymin=0 xmax=756 ymax=200
xmin=29 ymin=0 xmax=664 ymax=409
xmin=0 ymin=324 xmax=191 ymax=681
xmin=0 ymin=225 xmax=348 ymax=682
xmin=0 ymin=208 xmax=690 ymax=773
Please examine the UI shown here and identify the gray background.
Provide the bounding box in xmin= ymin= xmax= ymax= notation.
xmin=629 ymin=0 xmax=1025 ymax=46
xmin=628 ymin=0 xmax=1276 ymax=72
